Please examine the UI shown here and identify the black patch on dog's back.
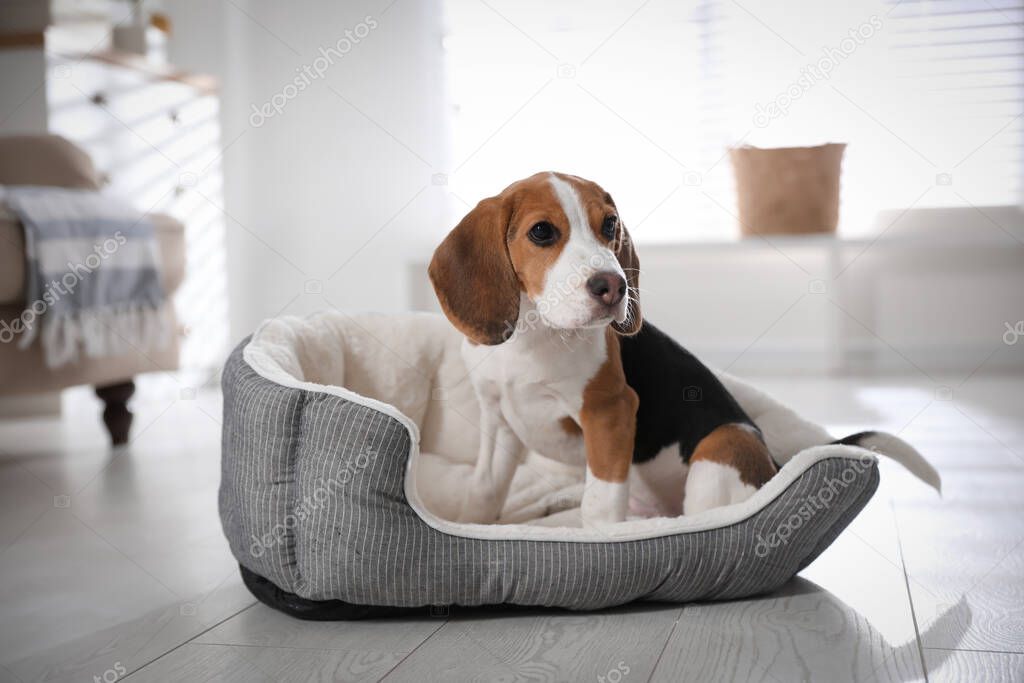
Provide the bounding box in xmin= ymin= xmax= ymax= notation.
xmin=619 ymin=321 xmax=760 ymax=463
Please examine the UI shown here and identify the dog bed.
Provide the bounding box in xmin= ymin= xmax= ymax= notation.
xmin=220 ymin=311 xmax=938 ymax=618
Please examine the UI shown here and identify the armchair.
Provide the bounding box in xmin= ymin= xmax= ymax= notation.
xmin=0 ymin=134 xmax=185 ymax=444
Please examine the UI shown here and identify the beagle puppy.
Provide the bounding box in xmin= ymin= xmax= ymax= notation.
xmin=429 ymin=172 xmax=778 ymax=526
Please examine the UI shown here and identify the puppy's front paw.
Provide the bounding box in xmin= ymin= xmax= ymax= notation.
xmin=580 ymin=508 xmax=625 ymax=529
xmin=580 ymin=479 xmax=628 ymax=528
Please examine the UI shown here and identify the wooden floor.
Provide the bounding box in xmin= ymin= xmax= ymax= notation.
xmin=0 ymin=374 xmax=1022 ymax=682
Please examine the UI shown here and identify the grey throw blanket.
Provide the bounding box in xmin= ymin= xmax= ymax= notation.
xmin=2 ymin=186 xmax=168 ymax=367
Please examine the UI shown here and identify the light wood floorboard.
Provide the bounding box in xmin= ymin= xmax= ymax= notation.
xmin=2 ymin=377 xmax=1022 ymax=682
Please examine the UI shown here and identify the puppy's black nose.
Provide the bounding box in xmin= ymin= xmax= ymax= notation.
xmin=586 ymin=272 xmax=626 ymax=307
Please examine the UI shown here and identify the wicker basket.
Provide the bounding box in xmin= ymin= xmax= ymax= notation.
xmin=729 ymin=143 xmax=846 ymax=237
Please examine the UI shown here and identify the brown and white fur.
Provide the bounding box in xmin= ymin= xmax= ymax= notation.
xmin=429 ymin=172 xmax=776 ymax=526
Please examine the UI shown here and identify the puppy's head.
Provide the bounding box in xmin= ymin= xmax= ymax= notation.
xmin=429 ymin=172 xmax=641 ymax=345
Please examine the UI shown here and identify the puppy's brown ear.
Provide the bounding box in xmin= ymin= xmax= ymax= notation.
xmin=611 ymin=222 xmax=642 ymax=335
xmin=429 ymin=197 xmax=521 ymax=345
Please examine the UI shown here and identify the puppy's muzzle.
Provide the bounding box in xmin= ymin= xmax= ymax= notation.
xmin=586 ymin=271 xmax=626 ymax=307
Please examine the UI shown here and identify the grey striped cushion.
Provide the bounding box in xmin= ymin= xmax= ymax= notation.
xmin=220 ymin=336 xmax=879 ymax=609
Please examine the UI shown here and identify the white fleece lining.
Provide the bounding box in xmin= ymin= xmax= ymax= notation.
xmin=240 ymin=313 xmax=890 ymax=544
xmin=243 ymin=317 xmax=422 ymax=447
xmin=403 ymin=447 xmax=877 ymax=542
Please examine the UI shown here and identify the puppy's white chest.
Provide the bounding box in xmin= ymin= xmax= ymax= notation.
xmin=462 ymin=328 xmax=606 ymax=464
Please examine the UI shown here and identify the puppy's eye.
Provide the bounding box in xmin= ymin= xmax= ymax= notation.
xmin=601 ymin=215 xmax=618 ymax=240
xmin=528 ymin=222 xmax=558 ymax=246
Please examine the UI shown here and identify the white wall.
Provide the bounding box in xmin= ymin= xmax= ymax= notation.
xmin=165 ymin=1 xmax=1024 ymax=377
xmin=0 ymin=49 xmax=48 ymax=135
xmin=0 ymin=0 xmax=49 ymax=135
xmin=168 ymin=0 xmax=451 ymax=345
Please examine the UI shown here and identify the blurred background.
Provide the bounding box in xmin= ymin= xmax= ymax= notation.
xmin=2 ymin=0 xmax=1021 ymax=399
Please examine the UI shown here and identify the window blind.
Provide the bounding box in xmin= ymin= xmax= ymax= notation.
xmin=442 ymin=0 xmax=1022 ymax=241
